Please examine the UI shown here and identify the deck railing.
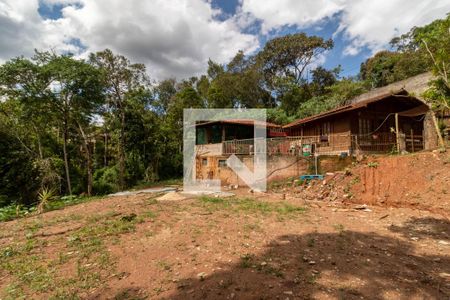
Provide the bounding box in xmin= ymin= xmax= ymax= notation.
xmin=222 ymin=134 xmax=353 ymax=156
xmin=198 ymin=132 xmax=424 ymax=157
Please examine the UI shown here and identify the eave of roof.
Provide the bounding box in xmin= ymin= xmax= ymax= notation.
xmin=196 ymin=119 xmax=281 ymax=128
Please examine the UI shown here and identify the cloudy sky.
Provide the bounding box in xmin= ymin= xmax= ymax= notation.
xmin=1 ymin=0 xmax=449 ymax=80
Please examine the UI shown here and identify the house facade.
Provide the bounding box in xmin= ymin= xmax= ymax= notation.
xmin=193 ymin=74 xmax=442 ymax=186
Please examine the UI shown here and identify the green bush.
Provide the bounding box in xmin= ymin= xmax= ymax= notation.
xmin=93 ymin=166 xmax=119 ymax=195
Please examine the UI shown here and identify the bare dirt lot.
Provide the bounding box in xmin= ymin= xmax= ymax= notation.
xmin=0 ymin=151 xmax=449 ymax=299
xmin=0 ymin=191 xmax=449 ymax=299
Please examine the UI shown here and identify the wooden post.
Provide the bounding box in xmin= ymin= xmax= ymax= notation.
xmin=221 ymin=125 xmax=226 ymax=142
xmin=430 ymin=111 xmax=446 ymax=150
xmin=395 ymin=113 xmax=400 ymax=153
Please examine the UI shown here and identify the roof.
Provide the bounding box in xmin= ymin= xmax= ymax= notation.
xmin=351 ymin=72 xmax=432 ymax=104
xmin=283 ymin=89 xmax=428 ymax=128
xmin=284 ymin=72 xmax=433 ymax=129
xmin=196 ymin=119 xmax=281 ymax=128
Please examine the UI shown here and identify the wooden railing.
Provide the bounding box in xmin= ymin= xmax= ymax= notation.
xmin=222 ymin=134 xmax=353 ymax=156
xmin=352 ymin=133 xmax=396 ymax=153
xmin=198 ymin=132 xmax=424 ymax=157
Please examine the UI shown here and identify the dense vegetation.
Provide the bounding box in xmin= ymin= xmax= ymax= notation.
xmin=0 ymin=15 xmax=448 ymax=211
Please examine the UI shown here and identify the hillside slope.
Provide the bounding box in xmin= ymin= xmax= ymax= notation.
xmin=302 ymin=151 xmax=450 ymax=215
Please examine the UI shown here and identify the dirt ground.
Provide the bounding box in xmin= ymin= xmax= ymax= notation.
xmin=284 ymin=151 xmax=450 ymax=216
xmin=0 ymin=151 xmax=449 ymax=299
xmin=0 ymin=190 xmax=449 ymax=299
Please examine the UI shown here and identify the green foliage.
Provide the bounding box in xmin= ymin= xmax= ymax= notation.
xmin=256 ymin=33 xmax=333 ymax=86
xmin=360 ymin=50 xmax=430 ymax=88
xmin=37 ymin=187 xmax=57 ymax=214
xmin=415 ymin=14 xmax=450 ymax=110
xmin=93 ymin=166 xmax=119 ymax=195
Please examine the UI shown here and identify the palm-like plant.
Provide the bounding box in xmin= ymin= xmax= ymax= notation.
xmin=37 ymin=187 xmax=56 ymax=214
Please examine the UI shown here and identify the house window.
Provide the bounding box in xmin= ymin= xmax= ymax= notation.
xmin=218 ymin=159 xmax=227 ymax=167
xmin=317 ymin=122 xmax=331 ymax=136
xmin=202 ymin=158 xmax=208 ymax=166
xmin=359 ymin=118 xmax=373 ymax=135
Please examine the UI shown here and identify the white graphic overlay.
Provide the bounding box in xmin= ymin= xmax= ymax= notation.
xmin=183 ymin=109 xmax=267 ymax=192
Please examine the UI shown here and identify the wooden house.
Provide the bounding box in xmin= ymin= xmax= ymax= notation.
xmin=283 ymin=89 xmax=436 ymax=155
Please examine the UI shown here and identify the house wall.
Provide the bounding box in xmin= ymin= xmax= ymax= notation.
xmin=287 ymin=114 xmax=353 ymax=155
xmin=196 ymin=154 xmax=353 ymax=187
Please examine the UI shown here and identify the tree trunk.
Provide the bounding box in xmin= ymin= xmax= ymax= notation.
xmin=87 ymin=148 xmax=93 ymax=196
xmin=104 ymin=132 xmax=108 ymax=167
xmin=430 ymin=110 xmax=446 ymax=150
xmin=119 ymin=112 xmax=126 ymax=191
xmin=77 ymin=122 xmax=93 ymax=196
xmin=63 ymin=119 xmax=72 ymax=195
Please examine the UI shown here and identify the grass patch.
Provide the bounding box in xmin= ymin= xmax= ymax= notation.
xmin=132 ymin=178 xmax=182 ymax=190
xmin=0 ymin=211 xmax=143 ymax=298
xmin=0 ymin=195 xmax=104 ymax=223
xmin=198 ymin=196 xmax=306 ymax=216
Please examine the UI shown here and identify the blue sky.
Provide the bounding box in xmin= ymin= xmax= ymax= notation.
xmin=2 ymin=0 xmax=449 ymax=80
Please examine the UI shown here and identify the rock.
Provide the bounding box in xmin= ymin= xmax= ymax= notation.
xmin=283 ymin=291 xmax=293 ymax=295
xmin=312 ymin=270 xmax=319 ymax=274
xmin=438 ymin=240 xmax=450 ymax=245
xmin=197 ymin=272 xmax=207 ymax=281
xmin=261 ymin=262 xmax=267 ymax=266
xmin=353 ymin=204 xmax=368 ymax=210
xmin=308 ymin=260 xmax=316 ymax=265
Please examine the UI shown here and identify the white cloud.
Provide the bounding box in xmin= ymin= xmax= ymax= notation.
xmin=240 ymin=0 xmax=450 ymax=55
xmin=0 ymin=0 xmax=76 ymax=61
xmin=0 ymin=0 xmax=259 ymax=79
xmin=240 ymin=0 xmax=343 ymax=34
xmin=1 ymin=0 xmax=449 ymax=79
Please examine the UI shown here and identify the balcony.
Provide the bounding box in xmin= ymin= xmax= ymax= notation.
xmin=195 ymin=134 xmax=354 ymax=156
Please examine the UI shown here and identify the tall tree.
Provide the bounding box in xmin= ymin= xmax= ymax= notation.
xmin=256 ymin=33 xmax=333 ymax=87
xmin=42 ymin=53 xmax=105 ymax=196
xmin=89 ymin=49 xmax=149 ymax=191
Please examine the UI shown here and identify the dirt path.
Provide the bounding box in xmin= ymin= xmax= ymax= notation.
xmin=0 ymin=191 xmax=449 ymax=299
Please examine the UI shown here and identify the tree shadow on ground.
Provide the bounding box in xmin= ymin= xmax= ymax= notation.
xmin=389 ymin=217 xmax=450 ymax=241
xmin=167 ymin=230 xmax=450 ymax=299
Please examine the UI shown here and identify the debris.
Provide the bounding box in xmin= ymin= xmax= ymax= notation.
xmin=283 ymin=291 xmax=293 ymax=295
xmin=353 ymin=204 xmax=372 ymax=212
xmin=438 ymin=240 xmax=450 ymax=245
xmin=379 ymin=214 xmax=389 ymax=220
